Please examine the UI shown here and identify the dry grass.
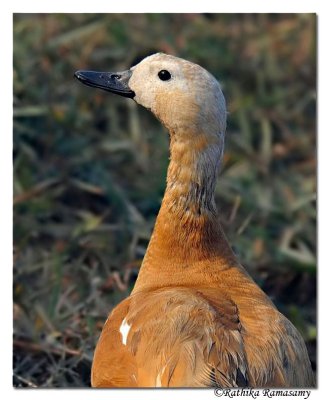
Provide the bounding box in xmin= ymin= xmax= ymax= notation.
xmin=13 ymin=13 xmax=316 ymax=387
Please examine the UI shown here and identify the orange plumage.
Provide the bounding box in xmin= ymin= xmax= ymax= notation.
xmin=75 ymin=53 xmax=314 ymax=388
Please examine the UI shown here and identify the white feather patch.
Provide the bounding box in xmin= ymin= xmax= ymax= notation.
xmin=156 ymin=366 xmax=166 ymax=387
xmin=119 ymin=317 xmax=131 ymax=346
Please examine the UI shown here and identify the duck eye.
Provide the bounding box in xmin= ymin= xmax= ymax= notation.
xmin=158 ymin=70 xmax=171 ymax=81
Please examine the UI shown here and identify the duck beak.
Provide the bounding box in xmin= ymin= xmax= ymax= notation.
xmin=74 ymin=69 xmax=135 ymax=98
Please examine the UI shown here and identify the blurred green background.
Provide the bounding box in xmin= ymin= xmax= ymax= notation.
xmin=13 ymin=13 xmax=316 ymax=387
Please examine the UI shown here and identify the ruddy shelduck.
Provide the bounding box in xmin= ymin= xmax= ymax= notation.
xmin=75 ymin=53 xmax=314 ymax=388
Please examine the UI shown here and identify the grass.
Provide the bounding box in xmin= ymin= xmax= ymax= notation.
xmin=13 ymin=13 xmax=316 ymax=387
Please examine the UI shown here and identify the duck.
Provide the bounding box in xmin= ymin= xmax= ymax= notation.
xmin=74 ymin=52 xmax=314 ymax=388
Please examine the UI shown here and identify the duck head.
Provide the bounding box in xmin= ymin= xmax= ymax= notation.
xmin=75 ymin=53 xmax=226 ymax=138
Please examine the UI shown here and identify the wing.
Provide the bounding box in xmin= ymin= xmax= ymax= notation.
xmin=91 ymin=287 xmax=249 ymax=387
xmin=243 ymin=310 xmax=315 ymax=387
xmin=91 ymin=297 xmax=139 ymax=387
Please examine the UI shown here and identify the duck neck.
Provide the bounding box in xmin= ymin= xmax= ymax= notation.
xmin=133 ymin=129 xmax=237 ymax=292
xmin=164 ymin=133 xmax=220 ymax=217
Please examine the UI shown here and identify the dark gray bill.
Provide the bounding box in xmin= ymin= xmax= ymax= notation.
xmin=74 ymin=69 xmax=135 ymax=98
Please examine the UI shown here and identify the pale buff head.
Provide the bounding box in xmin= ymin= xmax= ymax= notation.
xmin=129 ymin=53 xmax=227 ymax=137
xmin=75 ymin=54 xmax=228 ymax=215
xmin=75 ymin=52 xmax=227 ymax=148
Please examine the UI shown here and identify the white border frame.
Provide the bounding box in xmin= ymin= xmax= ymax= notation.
xmin=2 ymin=1 xmax=327 ymax=399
